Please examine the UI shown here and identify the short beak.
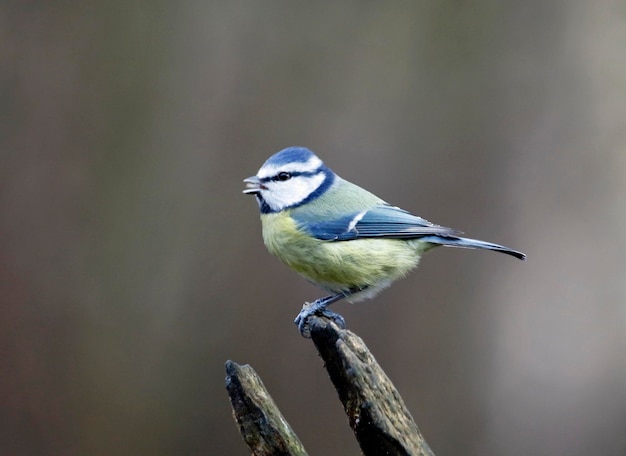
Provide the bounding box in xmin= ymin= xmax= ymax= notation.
xmin=243 ymin=176 xmax=264 ymax=194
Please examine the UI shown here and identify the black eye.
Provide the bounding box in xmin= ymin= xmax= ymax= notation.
xmin=276 ymin=172 xmax=291 ymax=181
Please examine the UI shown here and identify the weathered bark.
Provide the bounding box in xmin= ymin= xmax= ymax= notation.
xmin=225 ymin=360 xmax=308 ymax=456
xmin=226 ymin=314 xmax=435 ymax=455
xmin=308 ymin=315 xmax=434 ymax=456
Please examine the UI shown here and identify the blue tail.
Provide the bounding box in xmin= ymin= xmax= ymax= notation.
xmin=420 ymin=236 xmax=526 ymax=260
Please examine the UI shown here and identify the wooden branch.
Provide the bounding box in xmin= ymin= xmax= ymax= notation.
xmin=225 ymin=360 xmax=309 ymax=456
xmin=308 ymin=314 xmax=435 ymax=456
xmin=225 ymin=315 xmax=435 ymax=455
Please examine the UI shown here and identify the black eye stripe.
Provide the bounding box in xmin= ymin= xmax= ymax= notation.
xmin=260 ymin=170 xmax=319 ymax=183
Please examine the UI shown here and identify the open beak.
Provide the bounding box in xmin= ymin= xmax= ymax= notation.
xmin=243 ymin=176 xmax=264 ymax=194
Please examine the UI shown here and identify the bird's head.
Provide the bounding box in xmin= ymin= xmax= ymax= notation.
xmin=243 ymin=147 xmax=336 ymax=213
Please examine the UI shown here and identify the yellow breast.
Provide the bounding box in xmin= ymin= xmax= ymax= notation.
xmin=260 ymin=212 xmax=430 ymax=294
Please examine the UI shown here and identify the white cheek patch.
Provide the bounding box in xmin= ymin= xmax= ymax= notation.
xmin=263 ymin=173 xmax=326 ymax=212
xmin=257 ymin=156 xmax=323 ymax=180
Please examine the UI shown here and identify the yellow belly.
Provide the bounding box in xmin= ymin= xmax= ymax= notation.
xmin=260 ymin=212 xmax=431 ymax=294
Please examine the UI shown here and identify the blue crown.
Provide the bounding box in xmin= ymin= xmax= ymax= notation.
xmin=263 ymin=147 xmax=320 ymax=167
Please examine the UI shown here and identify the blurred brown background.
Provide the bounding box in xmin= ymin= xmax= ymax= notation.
xmin=1 ymin=1 xmax=625 ymax=455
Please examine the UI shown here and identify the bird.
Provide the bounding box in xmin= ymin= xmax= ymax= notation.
xmin=243 ymin=146 xmax=526 ymax=337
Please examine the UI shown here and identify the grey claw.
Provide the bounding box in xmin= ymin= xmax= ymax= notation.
xmin=294 ymin=303 xmax=346 ymax=338
xmin=294 ymin=303 xmax=314 ymax=338
xmin=294 ymin=315 xmax=312 ymax=338
xmin=320 ymin=309 xmax=346 ymax=329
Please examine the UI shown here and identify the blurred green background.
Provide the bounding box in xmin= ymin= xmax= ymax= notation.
xmin=1 ymin=1 xmax=625 ymax=455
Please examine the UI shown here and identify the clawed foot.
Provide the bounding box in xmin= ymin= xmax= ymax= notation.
xmin=294 ymin=301 xmax=346 ymax=338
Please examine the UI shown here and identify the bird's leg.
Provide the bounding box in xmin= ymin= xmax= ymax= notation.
xmin=294 ymin=286 xmax=367 ymax=338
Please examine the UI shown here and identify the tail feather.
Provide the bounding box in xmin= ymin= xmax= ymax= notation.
xmin=420 ymin=235 xmax=526 ymax=260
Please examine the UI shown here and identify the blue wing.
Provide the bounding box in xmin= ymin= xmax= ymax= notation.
xmin=294 ymin=204 xmax=460 ymax=241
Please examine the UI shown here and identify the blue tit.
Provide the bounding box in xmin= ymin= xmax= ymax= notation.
xmin=243 ymin=146 xmax=526 ymax=337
